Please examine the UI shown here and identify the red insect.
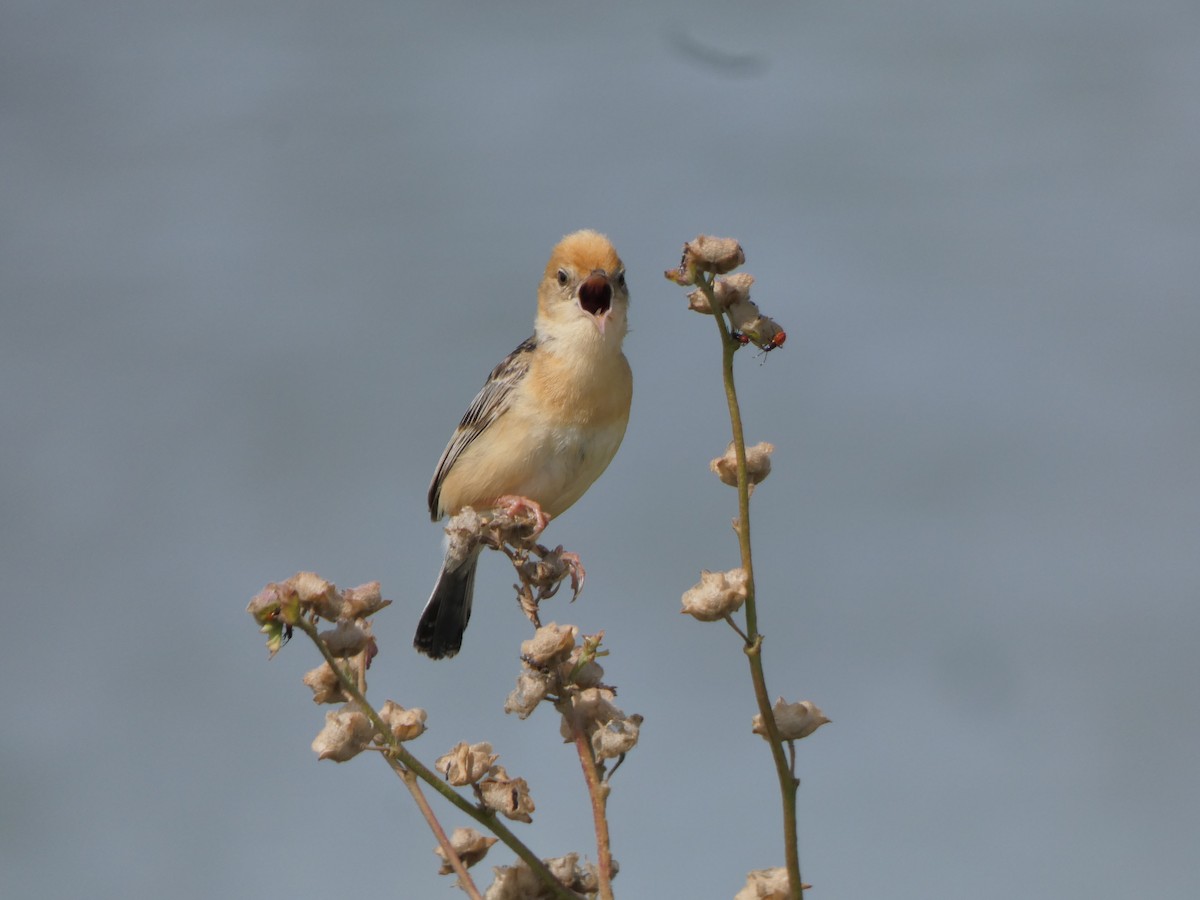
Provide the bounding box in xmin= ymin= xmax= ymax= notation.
xmin=761 ymin=330 xmax=786 ymax=352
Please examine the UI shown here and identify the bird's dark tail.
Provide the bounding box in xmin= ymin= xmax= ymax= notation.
xmin=414 ymin=549 xmax=479 ymax=659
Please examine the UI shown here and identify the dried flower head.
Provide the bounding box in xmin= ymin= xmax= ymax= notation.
xmin=318 ymin=618 xmax=373 ymax=658
xmin=690 ymin=234 xmax=745 ymax=273
xmin=302 ymin=662 xmax=349 ymax=704
xmin=680 ymin=568 xmax=749 ymax=621
xmin=340 ymin=580 xmax=390 ymax=618
xmin=379 ymin=699 xmax=428 ymax=742
xmin=483 ymin=862 xmax=544 ymax=900
xmin=752 ymin=697 xmax=830 ymax=742
xmin=665 ymin=234 xmax=745 ymax=285
xmin=477 ymin=765 xmax=535 ymax=823
xmin=485 ymin=855 xmax=616 ymax=899
xmin=504 ymin=668 xmax=553 ymax=719
xmin=711 ymin=441 xmax=775 ymax=492
xmin=688 ymin=272 xmax=757 ymax=314
xmin=311 ymin=705 xmax=374 ymax=762
xmin=724 ymin=294 xmax=759 ymax=330
xmin=559 ymin=685 xmax=639 ymax=758
xmin=735 ymin=867 xmax=809 ymax=900
xmin=289 ymin=571 xmax=343 ymax=619
xmin=735 ymin=314 xmax=786 ymax=352
xmin=521 ymin=622 xmax=578 ymax=667
xmin=435 ymin=741 xmax=499 ymax=786
xmin=591 ymin=713 xmax=644 ymax=761
xmin=434 ymin=827 xmax=498 ymax=875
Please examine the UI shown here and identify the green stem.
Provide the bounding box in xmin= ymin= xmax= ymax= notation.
xmin=697 ymin=275 xmax=804 ymax=898
xmin=381 ymin=754 xmax=484 ymax=900
xmin=297 ymin=619 xmax=578 ymax=900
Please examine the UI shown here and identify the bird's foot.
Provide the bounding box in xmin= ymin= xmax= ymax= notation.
xmin=493 ymin=495 xmax=550 ymax=536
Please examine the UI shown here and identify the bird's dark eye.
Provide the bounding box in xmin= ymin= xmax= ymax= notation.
xmin=614 ymin=270 xmax=626 ymax=288
xmin=556 ymin=268 xmax=569 ymax=286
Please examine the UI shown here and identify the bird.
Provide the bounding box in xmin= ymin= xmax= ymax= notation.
xmin=414 ymin=230 xmax=633 ymax=659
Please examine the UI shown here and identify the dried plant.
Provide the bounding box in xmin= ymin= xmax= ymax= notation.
xmin=668 ymin=235 xmax=826 ymax=898
xmin=247 ymin=233 xmax=826 ymax=898
xmin=247 ymin=501 xmax=635 ymax=899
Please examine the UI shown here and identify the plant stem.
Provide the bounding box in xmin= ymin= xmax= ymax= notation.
xmin=382 ymin=754 xmax=484 ymax=900
xmin=567 ymin=708 xmax=615 ymax=900
xmin=698 ymin=275 xmax=804 ymax=898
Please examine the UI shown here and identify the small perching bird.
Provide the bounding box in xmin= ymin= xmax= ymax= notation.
xmin=414 ymin=230 xmax=633 ymax=659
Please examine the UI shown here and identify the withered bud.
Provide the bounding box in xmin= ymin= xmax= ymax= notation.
xmin=736 ymin=314 xmax=786 ymax=352
xmin=717 ymin=272 xmax=755 ymax=303
xmin=318 ymin=618 xmax=373 ymax=658
xmin=542 ymin=854 xmax=581 ymax=889
xmin=477 ymin=765 xmax=535 ymax=823
xmin=484 ymin=862 xmax=543 ymax=899
xmin=735 ymin=867 xmax=808 ymax=900
xmin=727 ymin=296 xmax=761 ymax=330
xmin=664 ymin=263 xmax=697 ymax=286
xmin=434 ymin=827 xmax=498 ymax=875
xmin=752 ymin=697 xmax=830 ymax=742
xmin=560 ymin=687 xmax=624 ymax=742
xmin=591 ymin=713 xmax=644 ymax=761
xmin=303 ymin=662 xmax=348 ymax=704
xmin=504 ymin=669 xmax=553 ymax=719
xmin=680 ymin=568 xmax=749 ymax=621
xmin=290 ymin=571 xmax=343 ymax=620
xmin=666 ymin=235 xmax=744 ymax=285
xmin=521 ymin=622 xmax=578 ymax=667
xmin=711 ymin=441 xmax=775 ymax=491
xmin=688 ymin=272 xmax=756 ymax=314
xmin=435 ymin=741 xmax=498 ymax=786
xmin=486 ymin=855 xmax=616 ymax=898
xmin=691 ymin=234 xmax=744 ymax=273
xmin=546 ymin=854 xmax=613 ymax=893
xmin=340 ymin=581 xmax=390 ymax=618
xmin=311 ymin=705 xmax=374 ymax=762
xmin=379 ymin=699 xmax=427 ymax=742
xmin=686 ymin=288 xmax=713 ymax=313
xmin=686 ymin=234 xmax=746 ymax=275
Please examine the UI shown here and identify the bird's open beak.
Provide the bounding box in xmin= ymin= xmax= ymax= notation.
xmin=577 ymin=271 xmax=614 ymax=335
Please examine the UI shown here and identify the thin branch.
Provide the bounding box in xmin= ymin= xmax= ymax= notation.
xmin=568 ymin=707 xmax=615 ymax=900
xmin=723 ymin=613 xmax=752 ymax=644
xmin=382 ymin=754 xmax=484 ymax=900
xmin=694 ymin=274 xmax=805 ymax=898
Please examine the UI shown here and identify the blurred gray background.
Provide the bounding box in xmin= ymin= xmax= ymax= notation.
xmin=3 ymin=1 xmax=1198 ymax=897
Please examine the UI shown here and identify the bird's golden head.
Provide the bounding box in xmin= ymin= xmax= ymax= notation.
xmin=537 ymin=230 xmax=629 ymax=342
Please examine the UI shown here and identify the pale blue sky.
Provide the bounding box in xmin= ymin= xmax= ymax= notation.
xmin=3 ymin=2 xmax=1198 ymax=897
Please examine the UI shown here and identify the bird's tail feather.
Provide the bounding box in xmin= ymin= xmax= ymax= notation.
xmin=413 ymin=549 xmax=479 ymax=659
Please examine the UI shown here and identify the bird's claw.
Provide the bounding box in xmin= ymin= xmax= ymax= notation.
xmin=493 ymin=495 xmax=550 ymax=536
